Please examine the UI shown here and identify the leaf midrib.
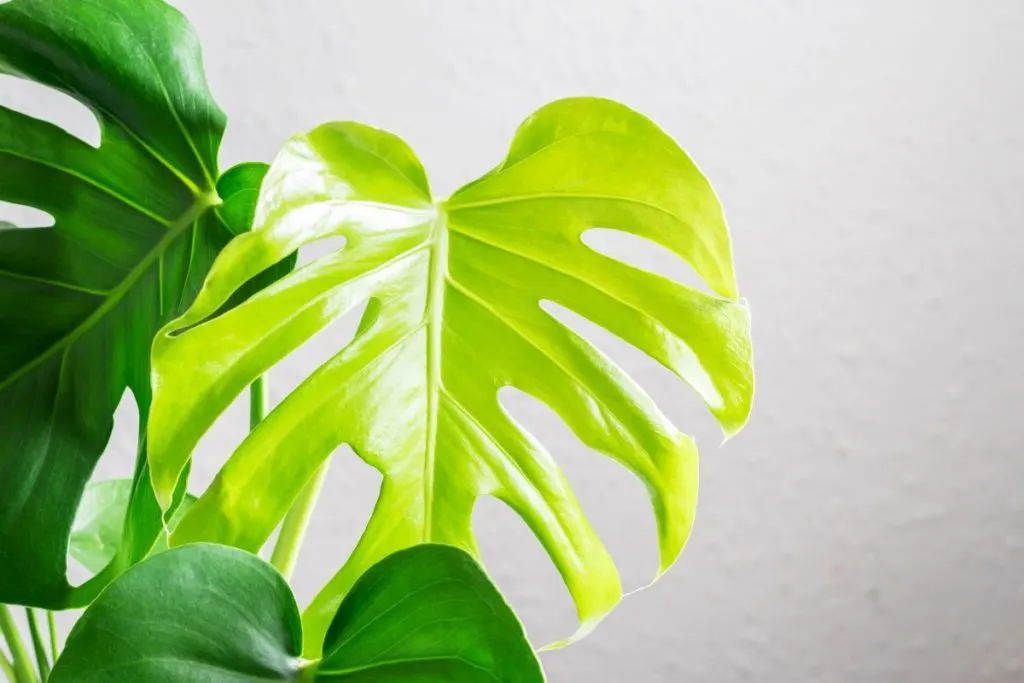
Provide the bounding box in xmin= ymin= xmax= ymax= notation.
xmin=416 ymin=200 xmax=661 ymax=540
xmin=422 ymin=207 xmax=447 ymax=538
xmin=5 ymin=44 xmax=209 ymax=198
xmin=76 ymin=0 xmax=219 ymax=190
xmin=0 ymin=193 xmax=217 ymax=393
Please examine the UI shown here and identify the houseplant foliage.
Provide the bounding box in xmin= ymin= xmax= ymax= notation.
xmin=50 ymin=544 xmax=542 ymax=683
xmin=0 ymin=0 xmax=232 ymax=610
xmin=0 ymin=0 xmax=754 ymax=680
xmin=149 ymin=99 xmax=754 ymax=655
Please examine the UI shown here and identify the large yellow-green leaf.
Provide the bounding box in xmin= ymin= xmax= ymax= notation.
xmin=0 ymin=0 xmax=230 ymax=608
xmin=149 ymin=98 xmax=754 ymax=655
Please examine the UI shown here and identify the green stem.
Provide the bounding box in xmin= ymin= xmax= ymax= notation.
xmin=23 ymin=612 xmax=48 ymax=680
xmin=0 ymin=606 xmax=36 ymax=683
xmin=298 ymin=663 xmax=319 ymax=683
xmin=249 ymin=374 xmax=328 ymax=580
xmin=269 ymin=462 xmax=330 ymax=580
xmin=248 ymin=375 xmax=329 ymax=580
xmin=44 ymin=614 xmax=55 ymax=666
xmin=250 ymin=375 xmax=268 ymax=431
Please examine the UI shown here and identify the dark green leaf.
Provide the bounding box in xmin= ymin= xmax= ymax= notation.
xmin=50 ymin=545 xmax=544 ymax=683
xmin=218 ymin=163 xmax=271 ymax=236
xmin=0 ymin=0 xmax=231 ymax=607
xmin=317 ymin=545 xmax=544 ymax=682
xmin=50 ymin=545 xmax=306 ymax=683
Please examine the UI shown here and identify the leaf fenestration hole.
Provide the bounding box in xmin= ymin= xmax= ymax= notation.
xmin=538 ymin=300 xmax=721 ymax=445
xmin=170 ymin=233 xmax=350 ymax=339
xmin=175 ymin=234 xmax=348 ymax=335
xmin=269 ymin=296 xmax=367 ymax=399
xmin=0 ymin=200 xmax=54 ymax=229
xmin=187 ymin=390 xmax=251 ymax=497
xmin=288 ymin=444 xmax=382 ymax=608
xmin=168 ymin=250 xmax=309 ymax=337
xmin=189 ymin=298 xmax=368 ymax=503
xmin=581 ymin=227 xmax=711 ymax=294
xmin=0 ymin=74 xmax=101 ymax=148
xmin=497 ymin=386 xmax=660 ymax=593
xmin=67 ymin=388 xmax=139 ymax=583
xmin=297 ymin=234 xmax=347 ymax=266
xmin=472 ymin=495 xmax=577 ymax=646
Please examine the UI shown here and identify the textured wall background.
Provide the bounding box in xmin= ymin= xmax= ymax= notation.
xmin=4 ymin=0 xmax=1022 ymax=680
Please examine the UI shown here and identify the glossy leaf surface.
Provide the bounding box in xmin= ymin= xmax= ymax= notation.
xmin=0 ymin=0 xmax=228 ymax=607
xmin=50 ymin=544 xmax=543 ymax=682
xmin=317 ymin=545 xmax=543 ymax=682
xmin=50 ymin=545 xmax=306 ymax=683
xmin=216 ymin=162 xmax=300 ymax=307
xmin=150 ymin=98 xmax=755 ymax=653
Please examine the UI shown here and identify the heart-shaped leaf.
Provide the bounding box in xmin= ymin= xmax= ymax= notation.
xmin=50 ymin=544 xmax=543 ymax=682
xmin=50 ymin=544 xmax=306 ymax=683
xmin=317 ymin=545 xmax=544 ymax=682
xmin=0 ymin=0 xmax=231 ymax=608
xmin=149 ymin=98 xmax=755 ymax=654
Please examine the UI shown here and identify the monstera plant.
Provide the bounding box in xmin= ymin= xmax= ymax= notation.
xmin=0 ymin=0 xmax=754 ymax=681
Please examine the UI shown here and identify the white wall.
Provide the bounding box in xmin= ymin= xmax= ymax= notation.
xmin=15 ymin=0 xmax=1024 ymax=680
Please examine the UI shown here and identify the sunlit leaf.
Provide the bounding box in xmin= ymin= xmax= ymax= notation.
xmin=150 ymin=97 xmax=755 ymax=654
